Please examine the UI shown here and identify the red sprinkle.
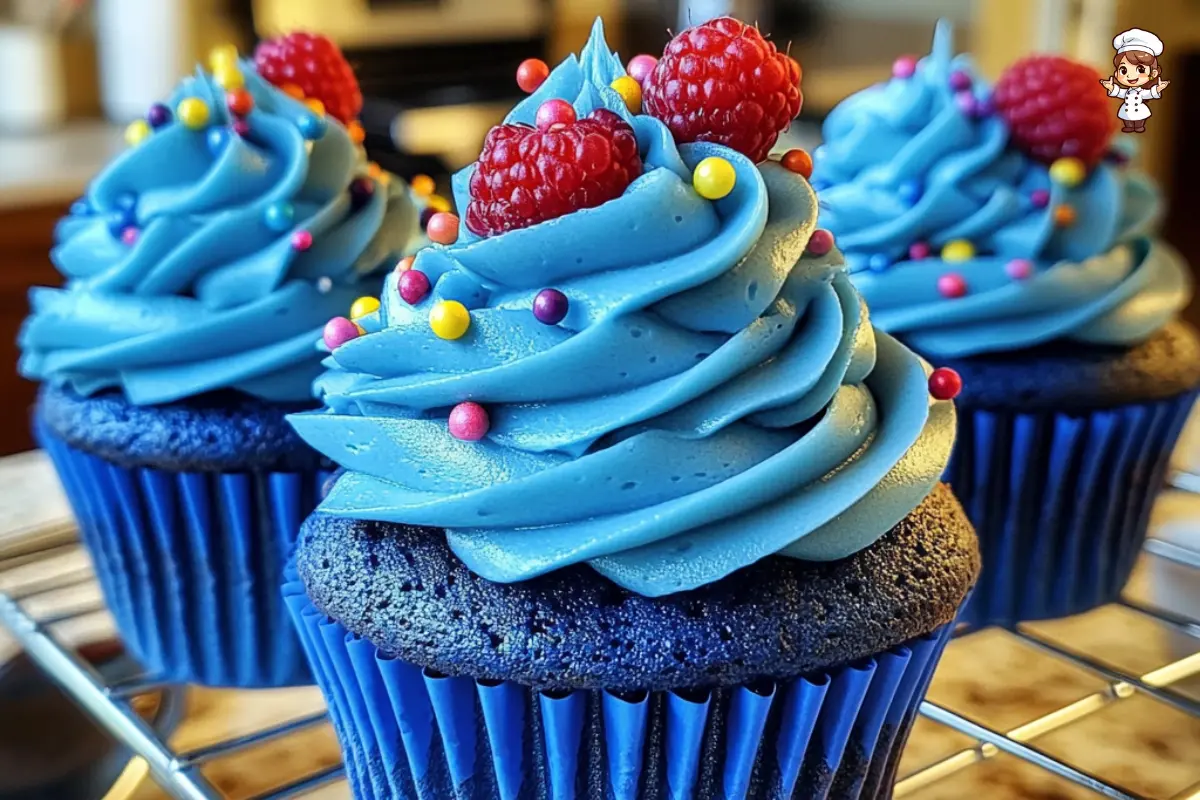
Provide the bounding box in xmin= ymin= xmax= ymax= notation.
xmin=807 ymin=229 xmax=834 ymax=256
xmin=928 ymin=367 xmax=963 ymax=401
xmin=516 ymin=58 xmax=550 ymax=94
xmin=937 ymin=272 xmax=967 ymax=298
xmin=780 ymin=149 xmax=813 ymax=179
xmin=291 ymin=230 xmax=313 ymax=251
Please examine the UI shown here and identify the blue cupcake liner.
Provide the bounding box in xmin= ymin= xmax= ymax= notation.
xmin=37 ymin=418 xmax=327 ymax=687
xmin=948 ymin=390 xmax=1197 ymax=627
xmin=284 ymin=569 xmax=954 ymax=800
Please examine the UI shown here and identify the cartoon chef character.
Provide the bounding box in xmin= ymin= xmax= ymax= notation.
xmin=1100 ymin=28 xmax=1169 ymax=133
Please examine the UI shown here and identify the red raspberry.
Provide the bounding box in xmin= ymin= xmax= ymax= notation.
xmin=993 ymin=55 xmax=1115 ymax=167
xmin=254 ymin=32 xmax=363 ymax=125
xmin=643 ymin=17 xmax=802 ymax=163
xmin=465 ymin=109 xmax=643 ymax=237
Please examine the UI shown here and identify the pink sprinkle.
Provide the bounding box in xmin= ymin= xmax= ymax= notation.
xmin=909 ymin=241 xmax=932 ymax=260
xmin=937 ymin=273 xmax=968 ymax=299
xmin=291 ymin=230 xmax=313 ymax=251
xmin=448 ymin=401 xmax=490 ymax=441
xmin=120 ymin=226 xmax=140 ymax=245
xmin=1005 ymin=258 xmax=1034 ymax=280
xmin=535 ymin=99 xmax=577 ymax=131
xmin=807 ymin=229 xmax=834 ymax=256
xmin=233 ymin=119 xmax=251 ymax=137
xmin=627 ymin=54 xmax=659 ymax=85
xmin=1030 ymin=189 xmax=1051 ymax=208
xmin=893 ymin=56 xmax=918 ymax=79
xmin=426 ymin=212 xmax=460 ymax=245
xmin=323 ymin=316 xmax=360 ymax=350
xmin=398 ymin=269 xmax=431 ymax=305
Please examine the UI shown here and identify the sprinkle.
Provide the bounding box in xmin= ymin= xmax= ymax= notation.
xmin=954 ymin=91 xmax=978 ymax=116
xmin=897 ymin=179 xmax=923 ymax=205
xmin=316 ymin=276 xmax=333 ymax=293
xmin=516 ymin=58 xmax=550 ymax=93
xmin=146 ymin=103 xmax=172 ymax=129
xmin=1054 ymin=204 xmax=1077 ymax=227
xmin=233 ymin=119 xmax=251 ymax=137
xmin=411 ymin=175 xmax=436 ymax=197
xmin=177 ymin=98 xmax=211 ymax=130
xmin=610 ymin=75 xmax=643 ymax=114
xmin=394 ymin=256 xmax=415 ymax=273
xmin=909 ymin=241 xmax=932 ymax=260
xmin=937 ymin=273 xmax=968 ymax=298
xmin=264 ymin=201 xmax=294 ymax=231
xmin=367 ymin=162 xmax=384 ymax=180
xmin=282 ymin=83 xmax=305 ymax=100
xmin=974 ymin=95 xmax=995 ymax=117
xmin=291 ymin=230 xmax=313 ymax=251
xmin=1005 ymin=258 xmax=1034 ymax=280
xmin=626 ymin=54 xmax=659 ymax=85
xmin=349 ymin=177 xmax=375 ymax=210
xmin=305 ymin=98 xmax=326 ymax=117
xmin=941 ymin=239 xmax=975 ymax=262
xmin=448 ymin=402 xmax=490 ymax=441
xmin=928 ymin=367 xmax=962 ymax=400
xmin=350 ymin=296 xmax=381 ymax=320
xmin=1049 ymin=157 xmax=1086 ymax=187
xmin=226 ymin=88 xmax=254 ymax=117
xmin=120 ymin=226 xmax=139 ymax=246
xmin=692 ymin=157 xmax=737 ymax=200
xmin=347 ymin=120 xmax=366 ymax=145
xmin=298 ymin=113 xmax=327 ymax=140
xmin=949 ymin=70 xmax=972 ymax=92
xmin=323 ymin=316 xmax=360 ymax=349
xmin=780 ymin=149 xmax=813 ymax=179
xmin=427 ymin=195 xmax=451 ymax=213
xmin=807 ymin=229 xmax=834 ymax=256
xmin=893 ymin=55 xmax=918 ymax=79
xmin=214 ymin=64 xmax=244 ymax=90
xmin=399 ymin=270 xmax=431 ymax=305
xmin=208 ymin=44 xmax=238 ymax=71
xmin=868 ymin=254 xmax=891 ymax=272
xmin=1030 ymin=189 xmax=1051 ymax=208
xmin=533 ymin=289 xmax=569 ymax=325
xmin=430 ymin=300 xmax=470 ymax=339
xmin=535 ymin=99 xmax=576 ymax=131
xmin=427 ymin=212 xmax=460 ymax=245
xmin=125 ymin=120 xmax=151 ymax=147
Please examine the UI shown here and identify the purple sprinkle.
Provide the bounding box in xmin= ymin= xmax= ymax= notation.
xmin=147 ymin=103 xmax=172 ymax=128
xmin=1030 ymin=189 xmax=1051 ymax=208
xmin=949 ymin=70 xmax=972 ymax=92
xmin=1005 ymin=258 xmax=1034 ymax=280
xmin=954 ymin=91 xmax=978 ymax=116
xmin=120 ymin=226 xmax=139 ymax=246
xmin=349 ymin=177 xmax=375 ymax=211
xmin=974 ymin=95 xmax=995 ymax=118
xmin=233 ymin=119 xmax=251 ymax=137
xmin=533 ymin=288 xmax=569 ymax=325
xmin=909 ymin=242 xmax=932 ymax=260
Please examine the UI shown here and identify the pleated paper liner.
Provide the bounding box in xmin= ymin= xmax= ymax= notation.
xmin=948 ymin=390 xmax=1197 ymax=628
xmin=37 ymin=418 xmax=325 ymax=688
xmin=284 ymin=571 xmax=955 ymax=800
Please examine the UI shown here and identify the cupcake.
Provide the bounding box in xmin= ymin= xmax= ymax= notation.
xmin=285 ymin=18 xmax=978 ymax=799
xmin=813 ymin=21 xmax=1200 ymax=627
xmin=19 ymin=34 xmax=427 ymax=687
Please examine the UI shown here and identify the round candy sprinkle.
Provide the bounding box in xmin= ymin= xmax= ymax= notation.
xmin=214 ymin=64 xmax=244 ymax=90
xmin=1054 ymin=204 xmax=1077 ymax=227
xmin=430 ymin=300 xmax=470 ymax=340
xmin=626 ymin=54 xmax=658 ymax=86
xmin=226 ymin=88 xmax=254 ymax=117
xmin=928 ymin=367 xmax=962 ymax=401
xmin=281 ymin=83 xmax=305 ymax=100
xmin=1030 ymin=189 xmax=1051 ymax=208
xmin=147 ymin=103 xmax=172 ymax=129
xmin=949 ymin=70 xmax=972 ymax=92
xmin=954 ymin=91 xmax=978 ymax=116
xmin=233 ymin=119 xmax=251 ymax=137
xmin=349 ymin=177 xmax=375 ymax=210
xmin=207 ymin=127 xmax=230 ymax=154
xmin=516 ymin=58 xmax=550 ymax=93
xmin=350 ymin=296 xmax=380 ymax=320
xmin=909 ymin=241 xmax=932 ymax=260
xmin=868 ymin=254 xmax=891 ymax=272
xmin=305 ymin=98 xmax=326 ymax=117
xmin=536 ymin=99 xmax=576 ymax=131
xmin=291 ymin=230 xmax=313 ymax=251
xmin=125 ymin=120 xmax=151 ymax=147
xmin=892 ymin=55 xmax=918 ymax=79
xmin=264 ymin=201 xmax=294 ymax=231
xmin=316 ymin=276 xmax=333 ymax=294
xmin=209 ymin=44 xmax=238 ymax=71
xmin=937 ymin=272 xmax=968 ymax=298
xmin=427 ymin=195 xmax=451 ymax=213
xmin=323 ymin=316 xmax=360 ymax=350
xmin=1049 ymin=157 xmax=1086 ymax=187
xmin=411 ymin=175 xmax=435 ymax=197
xmin=399 ymin=269 xmax=431 ymax=305
xmin=177 ymin=98 xmax=210 ymax=130
xmin=297 ymin=113 xmax=327 ymax=140
xmin=1005 ymin=258 xmax=1034 ymax=280
xmin=120 ymin=226 xmax=140 ymax=246
xmin=533 ymin=288 xmax=569 ymax=325
xmin=347 ymin=120 xmax=366 ymax=145
xmin=898 ymin=179 xmax=923 ymax=205
xmin=427 ymin=212 xmax=460 ymax=245
xmin=780 ymin=149 xmax=813 ymax=179
xmin=448 ymin=402 xmax=490 ymax=441
xmin=974 ymin=95 xmax=995 ymax=117
xmin=367 ymin=162 xmax=384 ymax=180
xmin=394 ymin=255 xmax=415 ymax=273
xmin=941 ymin=239 xmax=975 ymax=262
xmin=692 ymin=157 xmax=736 ymax=200
xmin=610 ymin=75 xmax=643 ymax=114
xmin=807 ymin=229 xmax=834 ymax=256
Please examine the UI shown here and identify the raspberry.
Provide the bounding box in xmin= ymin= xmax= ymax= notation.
xmin=643 ymin=17 xmax=802 ymax=163
xmin=465 ymin=109 xmax=643 ymax=237
xmin=254 ymin=32 xmax=363 ymax=125
xmin=993 ymin=56 xmax=1115 ymax=167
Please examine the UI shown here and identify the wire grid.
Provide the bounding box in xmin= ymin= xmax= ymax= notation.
xmin=0 ymin=492 xmax=1197 ymax=800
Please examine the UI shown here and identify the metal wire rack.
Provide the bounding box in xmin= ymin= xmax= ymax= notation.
xmin=0 ymin=482 xmax=1197 ymax=799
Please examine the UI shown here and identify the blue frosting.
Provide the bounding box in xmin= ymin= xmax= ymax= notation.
xmin=289 ymin=21 xmax=957 ymax=597
xmin=19 ymin=62 xmax=424 ymax=405
xmin=812 ymin=21 xmax=1191 ymax=359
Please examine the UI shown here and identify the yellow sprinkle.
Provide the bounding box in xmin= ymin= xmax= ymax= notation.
xmin=430 ymin=300 xmax=471 ymax=340
xmin=610 ymin=75 xmax=643 ymax=114
xmin=209 ymin=44 xmax=239 ymax=71
xmin=941 ymin=239 xmax=975 ymax=262
xmin=282 ymin=83 xmax=305 ymax=100
xmin=125 ymin=120 xmax=151 ymax=147
xmin=367 ymin=162 xmax=384 ymax=179
xmin=1049 ymin=157 xmax=1087 ymax=188
xmin=305 ymin=98 xmax=326 ymax=117
xmin=692 ymin=157 xmax=736 ymax=200
xmin=350 ymin=296 xmax=381 ymax=320
xmin=427 ymin=195 xmax=451 ymax=213
xmin=411 ymin=174 xmax=436 ymax=197
xmin=176 ymin=98 xmax=211 ymax=130
xmin=214 ymin=64 xmax=245 ymax=90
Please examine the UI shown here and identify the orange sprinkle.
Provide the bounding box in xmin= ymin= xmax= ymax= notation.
xmin=411 ymin=174 xmax=436 ymax=197
xmin=281 ymin=83 xmax=305 ymax=100
xmin=348 ymin=120 xmax=366 ymax=145
xmin=1053 ymin=204 xmax=1077 ymax=227
xmin=780 ymin=149 xmax=813 ymax=179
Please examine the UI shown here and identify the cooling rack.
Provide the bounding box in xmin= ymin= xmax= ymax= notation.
xmin=0 ymin=482 xmax=1197 ymax=799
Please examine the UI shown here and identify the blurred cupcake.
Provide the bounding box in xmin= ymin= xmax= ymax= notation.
xmin=20 ymin=34 xmax=427 ymax=687
xmin=813 ymin=20 xmax=1200 ymax=626
xmin=284 ymin=18 xmax=978 ymax=799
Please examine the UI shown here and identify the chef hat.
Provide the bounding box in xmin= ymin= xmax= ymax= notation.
xmin=1113 ymin=28 xmax=1164 ymax=57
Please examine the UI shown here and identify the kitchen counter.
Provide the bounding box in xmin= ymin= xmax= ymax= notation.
xmin=0 ymin=122 xmax=125 ymax=212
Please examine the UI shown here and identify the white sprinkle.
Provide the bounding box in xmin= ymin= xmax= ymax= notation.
xmin=317 ymin=277 xmax=333 ymax=294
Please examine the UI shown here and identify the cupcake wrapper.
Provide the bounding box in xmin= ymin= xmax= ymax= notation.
xmin=284 ymin=571 xmax=954 ymax=800
xmin=948 ymin=391 xmax=1197 ymax=627
xmin=38 ymin=419 xmax=325 ymax=687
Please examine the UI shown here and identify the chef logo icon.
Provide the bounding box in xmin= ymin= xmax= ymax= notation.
xmin=1100 ymin=28 xmax=1169 ymax=133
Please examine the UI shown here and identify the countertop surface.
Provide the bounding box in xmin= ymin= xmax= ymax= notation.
xmin=0 ymin=122 xmax=124 ymax=211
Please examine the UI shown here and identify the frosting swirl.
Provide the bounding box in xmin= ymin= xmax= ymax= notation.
xmin=289 ymin=22 xmax=956 ymax=596
xmin=812 ymin=21 xmax=1191 ymax=359
xmin=20 ymin=63 xmax=423 ymax=405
